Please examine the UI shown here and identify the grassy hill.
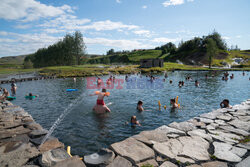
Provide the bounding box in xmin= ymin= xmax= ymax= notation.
xmin=0 ymin=55 xmax=26 ymax=66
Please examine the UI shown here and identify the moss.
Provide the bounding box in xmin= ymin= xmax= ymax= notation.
xmin=210 ymin=154 xmax=217 ymax=160
xmin=238 ymin=136 xmax=250 ymax=144
xmin=141 ymin=164 xmax=154 ymax=167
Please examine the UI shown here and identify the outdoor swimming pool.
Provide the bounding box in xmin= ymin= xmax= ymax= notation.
xmin=1 ymin=71 xmax=249 ymax=155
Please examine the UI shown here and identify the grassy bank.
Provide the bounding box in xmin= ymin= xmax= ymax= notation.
xmin=1 ymin=62 xmax=249 ymax=78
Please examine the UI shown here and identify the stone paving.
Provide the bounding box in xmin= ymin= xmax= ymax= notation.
xmin=0 ymin=99 xmax=249 ymax=167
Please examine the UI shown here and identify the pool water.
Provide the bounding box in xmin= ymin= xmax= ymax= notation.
xmin=1 ymin=71 xmax=249 ymax=156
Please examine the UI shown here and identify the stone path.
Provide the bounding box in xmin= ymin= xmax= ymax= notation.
xmin=0 ymin=99 xmax=249 ymax=167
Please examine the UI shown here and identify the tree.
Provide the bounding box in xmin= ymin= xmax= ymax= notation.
xmin=73 ymin=31 xmax=86 ymax=65
xmin=206 ymin=38 xmax=217 ymax=68
xmin=23 ymin=59 xmax=33 ymax=69
xmin=107 ymin=49 xmax=115 ymax=55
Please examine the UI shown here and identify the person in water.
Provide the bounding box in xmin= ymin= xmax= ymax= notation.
xmin=220 ymin=99 xmax=232 ymax=109
xmin=137 ymin=100 xmax=144 ymax=111
xmin=0 ymin=88 xmax=10 ymax=101
xmin=195 ymin=80 xmax=200 ymax=87
xmin=130 ymin=116 xmax=141 ymax=127
xmin=11 ymin=81 xmax=17 ymax=95
xmin=26 ymin=93 xmax=38 ymax=97
xmin=170 ymin=98 xmax=178 ymax=109
xmin=90 ymin=89 xmax=111 ymax=113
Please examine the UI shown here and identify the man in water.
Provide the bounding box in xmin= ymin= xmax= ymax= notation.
xmin=220 ymin=99 xmax=232 ymax=109
xmin=11 ymin=81 xmax=17 ymax=95
xmin=90 ymin=89 xmax=111 ymax=114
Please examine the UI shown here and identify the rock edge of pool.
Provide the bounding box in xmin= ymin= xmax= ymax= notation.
xmin=0 ymin=99 xmax=249 ymax=167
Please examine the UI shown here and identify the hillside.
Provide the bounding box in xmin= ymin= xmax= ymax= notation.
xmin=0 ymin=55 xmax=26 ymax=65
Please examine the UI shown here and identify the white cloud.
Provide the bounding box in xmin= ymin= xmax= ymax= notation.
xmin=187 ymin=0 xmax=194 ymax=2
xmin=152 ymin=37 xmax=180 ymax=43
xmin=222 ymin=36 xmax=230 ymax=40
xmin=0 ymin=0 xmax=73 ymax=22
xmin=84 ymin=37 xmax=153 ymax=50
xmin=163 ymin=0 xmax=185 ymax=7
xmin=142 ymin=5 xmax=147 ymax=9
xmin=133 ymin=30 xmax=151 ymax=37
xmin=236 ymin=35 xmax=241 ymax=38
xmin=116 ymin=0 xmax=121 ymax=3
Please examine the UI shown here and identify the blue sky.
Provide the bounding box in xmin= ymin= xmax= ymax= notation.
xmin=0 ymin=0 xmax=249 ymax=57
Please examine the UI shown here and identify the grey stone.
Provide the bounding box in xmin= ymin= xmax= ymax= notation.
xmin=231 ymin=146 xmax=247 ymax=157
xmin=188 ymin=119 xmax=206 ymax=129
xmin=201 ymin=161 xmax=228 ymax=167
xmin=213 ymin=142 xmax=245 ymax=162
xmin=188 ymin=129 xmax=213 ymax=142
xmin=29 ymin=129 xmax=48 ymax=139
xmin=237 ymin=142 xmax=250 ymax=150
xmin=228 ymin=119 xmax=250 ymax=132
xmin=110 ymin=137 xmax=155 ymax=164
xmin=25 ymin=122 xmax=43 ymax=130
xmin=133 ymin=129 xmax=169 ymax=144
xmin=236 ymin=156 xmax=250 ymax=167
xmin=208 ymin=129 xmax=243 ymax=140
xmin=39 ymin=148 xmax=71 ymax=167
xmin=0 ymin=125 xmax=31 ymax=139
xmin=206 ymin=123 xmax=219 ymax=130
xmin=209 ymin=134 xmax=238 ymax=144
xmin=200 ymin=111 xmax=222 ymax=119
xmin=156 ymin=125 xmax=186 ymax=136
xmin=168 ymin=121 xmax=196 ymax=132
xmin=137 ymin=159 xmax=158 ymax=167
xmin=159 ymin=161 xmax=177 ymax=167
xmin=0 ymin=134 xmax=30 ymax=143
xmin=219 ymin=126 xmax=249 ymax=136
xmin=0 ymin=142 xmax=40 ymax=167
xmin=53 ymin=156 xmax=86 ymax=167
xmin=107 ymin=156 xmax=132 ymax=167
xmin=216 ymin=114 xmax=232 ymax=121
xmin=166 ymin=134 xmax=179 ymax=138
xmin=186 ymin=165 xmax=201 ymax=167
xmin=230 ymin=110 xmax=247 ymax=116
xmin=153 ymin=136 xmax=210 ymax=163
xmin=84 ymin=148 xmax=115 ymax=165
xmin=214 ymin=120 xmax=227 ymax=126
xmin=39 ymin=138 xmax=64 ymax=153
xmin=237 ymin=115 xmax=250 ymax=122
xmin=197 ymin=117 xmax=214 ymax=124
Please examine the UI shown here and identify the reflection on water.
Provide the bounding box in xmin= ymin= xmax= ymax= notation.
xmin=1 ymin=71 xmax=249 ymax=155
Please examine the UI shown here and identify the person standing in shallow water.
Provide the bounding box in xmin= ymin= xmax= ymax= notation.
xmin=11 ymin=81 xmax=17 ymax=95
xmin=89 ymin=88 xmax=111 ymax=113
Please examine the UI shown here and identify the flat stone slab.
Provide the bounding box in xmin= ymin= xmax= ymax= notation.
xmin=54 ymin=156 xmax=86 ymax=167
xmin=159 ymin=161 xmax=178 ymax=167
xmin=188 ymin=119 xmax=206 ymax=129
xmin=28 ymin=129 xmax=48 ymax=139
xmin=237 ymin=142 xmax=250 ymax=150
xmin=208 ymin=129 xmax=243 ymax=140
xmin=201 ymin=161 xmax=228 ymax=167
xmin=236 ymin=156 xmax=250 ymax=167
xmin=156 ymin=125 xmax=186 ymax=136
xmin=110 ymin=137 xmax=155 ymax=164
xmin=200 ymin=111 xmax=222 ymax=120
xmin=107 ymin=156 xmax=132 ymax=167
xmin=153 ymin=136 xmax=210 ymax=163
xmin=187 ymin=129 xmax=212 ymax=142
xmin=137 ymin=159 xmax=158 ymax=167
xmin=228 ymin=119 xmax=250 ymax=132
xmin=237 ymin=115 xmax=250 ymax=122
xmin=133 ymin=129 xmax=169 ymax=144
xmin=84 ymin=148 xmax=115 ymax=165
xmin=219 ymin=125 xmax=249 ymax=136
xmin=213 ymin=142 xmax=247 ymax=162
xmin=39 ymin=138 xmax=64 ymax=153
xmin=168 ymin=121 xmax=196 ymax=132
xmin=0 ymin=125 xmax=31 ymax=139
xmin=197 ymin=117 xmax=214 ymax=124
xmin=216 ymin=114 xmax=232 ymax=121
xmin=214 ymin=120 xmax=227 ymax=126
xmin=0 ymin=141 xmax=39 ymax=167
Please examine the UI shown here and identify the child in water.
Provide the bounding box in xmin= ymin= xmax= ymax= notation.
xmin=130 ymin=116 xmax=141 ymax=127
xmin=0 ymin=88 xmax=10 ymax=101
xmin=137 ymin=100 xmax=144 ymax=111
xmin=220 ymin=99 xmax=232 ymax=109
xmin=170 ymin=98 xmax=178 ymax=108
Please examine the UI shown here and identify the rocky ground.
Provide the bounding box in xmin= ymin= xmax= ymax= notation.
xmin=0 ymin=100 xmax=249 ymax=167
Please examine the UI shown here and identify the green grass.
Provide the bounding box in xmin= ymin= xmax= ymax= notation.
xmin=239 ymin=136 xmax=250 ymax=144
xmin=127 ymin=50 xmax=162 ymax=62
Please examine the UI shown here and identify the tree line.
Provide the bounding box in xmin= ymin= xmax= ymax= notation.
xmin=24 ymin=31 xmax=86 ymax=68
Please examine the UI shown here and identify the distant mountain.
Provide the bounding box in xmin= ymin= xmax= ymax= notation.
xmin=0 ymin=55 xmax=27 ymax=65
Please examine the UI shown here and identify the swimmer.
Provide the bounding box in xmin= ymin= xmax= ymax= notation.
xmin=97 ymin=77 xmax=102 ymax=86
xmin=220 ymin=99 xmax=232 ymax=109
xmin=169 ymin=80 xmax=173 ymax=84
xmin=178 ymin=81 xmax=182 ymax=88
xmin=130 ymin=116 xmax=141 ymax=127
xmin=230 ymin=74 xmax=234 ymax=79
xmin=73 ymin=78 xmax=76 ymax=82
xmin=90 ymin=89 xmax=111 ymax=113
xmin=243 ymin=71 xmax=245 ymax=76
xmin=137 ymin=100 xmax=144 ymax=111
xmin=11 ymin=81 xmax=17 ymax=95
xmin=195 ymin=80 xmax=200 ymax=87
xmin=26 ymin=93 xmax=38 ymax=97
xmin=170 ymin=98 xmax=178 ymax=109
xmin=0 ymin=88 xmax=10 ymax=101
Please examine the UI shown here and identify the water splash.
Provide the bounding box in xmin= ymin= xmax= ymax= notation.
xmin=39 ymin=92 xmax=86 ymax=147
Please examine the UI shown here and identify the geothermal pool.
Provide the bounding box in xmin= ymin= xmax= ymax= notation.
xmin=1 ymin=71 xmax=249 ymax=155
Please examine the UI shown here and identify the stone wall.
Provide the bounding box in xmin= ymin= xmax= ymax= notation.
xmin=0 ymin=100 xmax=249 ymax=167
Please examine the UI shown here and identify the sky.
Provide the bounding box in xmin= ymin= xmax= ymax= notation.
xmin=0 ymin=0 xmax=249 ymax=57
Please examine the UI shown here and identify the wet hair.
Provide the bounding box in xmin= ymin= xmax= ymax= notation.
xmin=131 ymin=116 xmax=136 ymax=122
xmin=137 ymin=100 xmax=143 ymax=105
xmin=170 ymin=98 xmax=175 ymax=103
xmin=223 ymin=99 xmax=229 ymax=104
xmin=102 ymin=88 xmax=106 ymax=92
xmin=29 ymin=93 xmax=33 ymax=96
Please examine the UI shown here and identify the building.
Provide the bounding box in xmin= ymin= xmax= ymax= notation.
xmin=140 ymin=58 xmax=164 ymax=68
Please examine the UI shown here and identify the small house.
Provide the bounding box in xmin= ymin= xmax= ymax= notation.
xmin=140 ymin=58 xmax=164 ymax=68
